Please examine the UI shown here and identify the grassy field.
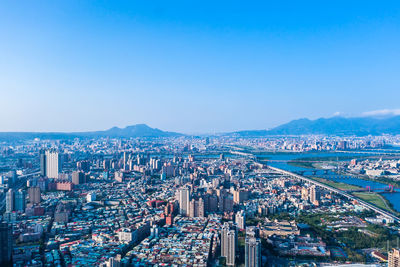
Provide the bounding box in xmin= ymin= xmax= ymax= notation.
xmin=308 ymin=177 xmax=399 ymax=215
xmin=351 ymin=192 xmax=397 ymax=214
xmin=312 ymin=177 xmax=363 ymax=191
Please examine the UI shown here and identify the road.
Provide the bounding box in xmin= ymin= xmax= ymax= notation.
xmin=267 ymin=165 xmax=400 ymax=223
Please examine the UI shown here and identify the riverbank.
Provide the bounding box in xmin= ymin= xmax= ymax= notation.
xmin=304 ymin=176 xmax=399 ymax=215
xmin=311 ymin=177 xmax=362 ymax=191
xmin=256 ymin=151 xmax=400 ymax=213
xmin=351 ymin=192 xmax=399 ymax=215
xmin=288 ymin=156 xmax=400 ymax=188
xmin=339 ymin=171 xmax=400 ymax=188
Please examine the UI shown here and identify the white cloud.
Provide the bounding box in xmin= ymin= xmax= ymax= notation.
xmin=333 ymin=111 xmax=342 ymax=116
xmin=362 ymin=109 xmax=400 ymax=117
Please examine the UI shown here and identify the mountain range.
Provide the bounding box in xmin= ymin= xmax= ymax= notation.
xmin=232 ymin=116 xmax=400 ymax=136
xmin=0 ymin=124 xmax=182 ymax=141
xmin=1 ymin=116 xmax=400 ymax=140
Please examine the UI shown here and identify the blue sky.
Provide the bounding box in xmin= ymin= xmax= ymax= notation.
xmin=1 ymin=1 xmax=400 ymax=133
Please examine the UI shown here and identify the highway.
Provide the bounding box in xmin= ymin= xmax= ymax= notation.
xmin=267 ymin=165 xmax=400 ymax=223
xmin=227 ymin=148 xmax=400 ymax=223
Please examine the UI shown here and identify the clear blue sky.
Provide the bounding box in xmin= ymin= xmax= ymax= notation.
xmin=1 ymin=1 xmax=400 ymax=133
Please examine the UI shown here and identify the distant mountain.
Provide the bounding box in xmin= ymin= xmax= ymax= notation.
xmin=232 ymin=116 xmax=400 ymax=136
xmin=3 ymin=116 xmax=400 ymax=141
xmin=85 ymin=124 xmax=182 ymax=138
xmin=0 ymin=124 xmax=183 ymax=141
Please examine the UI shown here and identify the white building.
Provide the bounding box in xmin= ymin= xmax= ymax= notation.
xmin=45 ymin=150 xmax=62 ymax=179
xmin=118 ymin=228 xmax=136 ymax=243
xmin=6 ymin=189 xmax=14 ymax=212
xmin=87 ymin=193 xmax=96 ymax=202
xmin=235 ymin=210 xmax=245 ymax=230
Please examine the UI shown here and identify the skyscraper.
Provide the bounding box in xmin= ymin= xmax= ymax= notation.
xmin=301 ymin=187 xmax=309 ymax=201
xmin=39 ymin=149 xmax=46 ymax=176
xmin=221 ymin=222 xmax=237 ymax=266
xmin=221 ymin=223 xmax=229 ymax=259
xmin=189 ymin=198 xmax=205 ymax=218
xmin=123 ymin=151 xmax=128 ymax=171
xmin=28 ymin=187 xmax=41 ymax=204
xmin=235 ymin=210 xmax=245 ymax=230
xmin=389 ymin=248 xmax=400 ymax=267
xmin=45 ymin=150 xmax=62 ymax=179
xmin=5 ymin=189 xmax=14 ymax=213
xmin=179 ymin=187 xmax=190 ymax=216
xmin=72 ymin=171 xmax=85 ymax=185
xmin=0 ymin=222 xmax=12 ymax=265
xmin=309 ymin=185 xmax=320 ymax=205
xmin=15 ymin=189 xmax=26 ymax=212
xmin=245 ymin=237 xmax=261 ymax=267
xmin=226 ymin=230 xmax=236 ymax=266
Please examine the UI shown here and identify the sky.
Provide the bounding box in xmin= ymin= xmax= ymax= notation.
xmin=1 ymin=1 xmax=400 ymax=133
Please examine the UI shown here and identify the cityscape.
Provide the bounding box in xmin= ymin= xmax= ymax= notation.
xmin=2 ymin=1 xmax=400 ymax=267
xmin=1 ymin=133 xmax=400 ymax=266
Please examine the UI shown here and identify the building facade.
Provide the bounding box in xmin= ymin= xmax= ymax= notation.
xmin=179 ymin=187 xmax=190 ymax=216
xmin=45 ymin=150 xmax=62 ymax=179
xmin=0 ymin=222 xmax=12 ymax=265
xmin=389 ymin=248 xmax=400 ymax=267
xmin=245 ymin=237 xmax=261 ymax=267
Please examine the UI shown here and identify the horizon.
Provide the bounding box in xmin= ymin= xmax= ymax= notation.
xmin=0 ymin=113 xmax=400 ymax=135
xmin=1 ymin=1 xmax=400 ymax=133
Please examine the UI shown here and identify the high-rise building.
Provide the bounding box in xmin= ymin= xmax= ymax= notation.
xmin=123 ymin=151 xmax=130 ymax=171
xmin=389 ymin=248 xmax=400 ymax=267
xmin=39 ymin=149 xmax=46 ymax=176
xmin=218 ymin=192 xmax=234 ymax=212
xmin=105 ymin=255 xmax=121 ymax=267
xmin=245 ymin=237 xmax=261 ymax=267
xmin=178 ymin=187 xmax=190 ymax=216
xmin=77 ymin=160 xmax=90 ymax=172
xmin=246 ymin=226 xmax=260 ymax=238
xmin=189 ymin=198 xmax=205 ymax=218
xmin=235 ymin=210 xmax=245 ymax=230
xmin=15 ymin=189 xmax=26 ymax=212
xmin=87 ymin=193 xmax=96 ymax=202
xmin=5 ymin=189 xmax=14 ymax=213
xmin=0 ymin=222 xmax=12 ymax=265
xmin=301 ymin=187 xmax=309 ymax=201
xmin=233 ymin=189 xmax=249 ymax=204
xmin=28 ymin=187 xmax=41 ymax=204
xmin=309 ymin=185 xmax=320 ymax=205
xmin=226 ymin=230 xmax=237 ymax=266
xmin=72 ymin=171 xmax=85 ymax=185
xmin=221 ymin=223 xmax=230 ymax=259
xmin=45 ymin=150 xmax=62 ymax=179
xmin=198 ymin=198 xmax=205 ymax=217
xmin=221 ymin=222 xmax=237 ymax=266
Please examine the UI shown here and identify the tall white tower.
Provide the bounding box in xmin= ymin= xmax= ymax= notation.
xmin=45 ymin=150 xmax=62 ymax=179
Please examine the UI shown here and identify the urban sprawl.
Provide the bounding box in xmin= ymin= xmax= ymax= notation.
xmin=1 ymin=135 xmax=400 ymax=267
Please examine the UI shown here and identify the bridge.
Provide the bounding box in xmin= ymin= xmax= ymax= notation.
xmin=266 ymin=165 xmax=400 ymax=223
xmin=293 ymin=169 xmax=330 ymax=176
xmin=229 ymin=150 xmax=256 ymax=159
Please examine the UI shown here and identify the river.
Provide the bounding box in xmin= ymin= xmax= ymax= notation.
xmin=254 ymin=150 xmax=400 ymax=212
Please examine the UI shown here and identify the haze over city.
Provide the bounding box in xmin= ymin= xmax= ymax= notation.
xmin=1 ymin=1 xmax=400 ymax=133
